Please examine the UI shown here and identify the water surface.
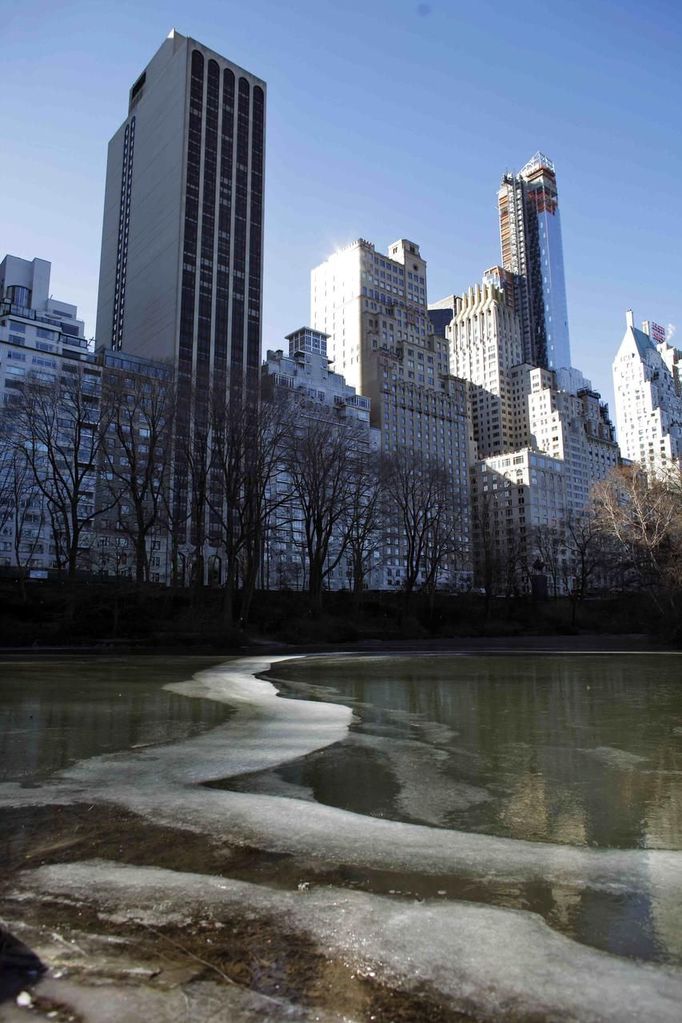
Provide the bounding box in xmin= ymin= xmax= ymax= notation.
xmin=0 ymin=656 xmax=232 ymax=782
xmin=258 ymin=654 xmax=682 ymax=851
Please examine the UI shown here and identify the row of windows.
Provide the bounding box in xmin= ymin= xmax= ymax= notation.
xmin=112 ymin=116 xmax=136 ymax=349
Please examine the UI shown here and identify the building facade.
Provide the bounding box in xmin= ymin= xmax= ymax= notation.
xmin=430 ymin=279 xmax=530 ymax=459
xmin=0 ymin=254 xmax=178 ymax=584
xmin=96 ymin=29 xmax=266 ymax=402
xmin=261 ymin=327 xmax=380 ymax=591
xmin=0 ymin=255 xmax=100 ymax=576
xmin=468 ymin=366 xmax=618 ymax=592
xmin=311 ymin=238 xmax=472 ymax=590
xmin=613 ymin=310 xmax=682 ymax=474
xmin=432 ymin=262 xmax=618 ymax=593
xmin=470 ymin=448 xmax=566 ymax=595
xmin=498 ymin=152 xmax=571 ymax=371
xmin=526 ymin=367 xmax=619 ymax=515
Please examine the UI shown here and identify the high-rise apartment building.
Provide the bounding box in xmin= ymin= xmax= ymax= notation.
xmin=96 ymin=29 xmax=266 ymax=400
xmin=613 ymin=310 xmax=682 ymax=474
xmin=498 ymin=152 xmax=571 ymax=371
xmin=311 ymin=238 xmax=436 ymax=402
xmin=432 ymin=264 xmax=617 ymax=593
xmin=0 ymin=256 xmax=86 ymax=345
xmin=469 ymin=367 xmax=619 ymax=597
xmin=311 ymin=239 xmax=472 ymax=589
xmin=430 ymin=279 xmax=529 ymax=458
xmin=526 ymin=367 xmax=619 ymax=514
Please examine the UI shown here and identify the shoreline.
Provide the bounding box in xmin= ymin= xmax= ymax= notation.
xmin=0 ymin=632 xmax=676 ymax=660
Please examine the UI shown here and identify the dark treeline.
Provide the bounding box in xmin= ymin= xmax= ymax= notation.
xmin=0 ymin=581 xmax=676 ymax=650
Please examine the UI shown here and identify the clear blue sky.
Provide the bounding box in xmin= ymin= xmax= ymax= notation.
xmin=1 ymin=0 xmax=680 ymax=416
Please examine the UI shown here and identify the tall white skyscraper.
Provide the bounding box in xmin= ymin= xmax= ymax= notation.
xmin=498 ymin=152 xmax=571 ymax=371
xmin=613 ymin=310 xmax=682 ymax=474
xmin=96 ymin=29 xmax=266 ymax=401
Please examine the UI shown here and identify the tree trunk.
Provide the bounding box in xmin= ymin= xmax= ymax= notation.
xmin=308 ymin=555 xmax=324 ymax=616
xmin=136 ymin=535 xmax=146 ymax=585
xmin=240 ymin=537 xmax=261 ymax=627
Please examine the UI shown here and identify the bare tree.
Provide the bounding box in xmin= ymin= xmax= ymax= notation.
xmin=0 ymin=418 xmax=16 ymax=542
xmin=341 ymin=449 xmax=383 ymax=599
xmin=532 ymin=522 xmax=564 ymax=598
xmin=101 ymin=364 xmax=174 ymax=583
xmin=238 ymin=394 xmax=296 ymax=625
xmin=471 ymin=487 xmax=528 ymax=609
xmin=501 ymin=527 xmax=528 ymax=599
xmin=593 ymin=466 xmax=681 ymax=605
xmin=561 ymin=511 xmax=610 ymax=601
xmin=16 ymin=368 xmax=112 ymax=578
xmin=208 ymin=394 xmax=250 ymax=625
xmin=382 ymin=449 xmax=457 ymax=611
xmin=172 ymin=381 xmax=211 ymax=594
xmin=0 ymin=419 xmax=47 ymax=599
xmin=283 ymin=407 xmax=361 ymax=613
xmin=9 ymin=449 xmax=46 ymax=600
xmin=472 ymin=489 xmax=504 ymax=614
xmin=160 ymin=448 xmax=190 ymax=587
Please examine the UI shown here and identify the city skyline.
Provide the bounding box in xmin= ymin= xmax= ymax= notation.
xmin=1 ymin=0 xmax=680 ymax=418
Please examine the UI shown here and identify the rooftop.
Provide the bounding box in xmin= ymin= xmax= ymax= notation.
xmin=520 ymin=151 xmax=555 ymax=177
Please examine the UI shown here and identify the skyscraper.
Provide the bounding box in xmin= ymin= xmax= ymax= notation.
xmin=498 ymin=152 xmax=571 ymax=371
xmin=96 ymin=29 xmax=266 ymax=401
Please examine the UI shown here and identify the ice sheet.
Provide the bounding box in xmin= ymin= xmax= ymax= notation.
xmin=1 ymin=656 xmax=681 ymax=899
xmin=17 ymin=860 xmax=682 ymax=1023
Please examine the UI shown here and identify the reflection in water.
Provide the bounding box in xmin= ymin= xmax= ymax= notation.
xmin=265 ymin=655 xmax=682 ymax=851
xmin=0 ymin=657 xmax=232 ymax=782
xmin=220 ymin=652 xmax=682 ymax=966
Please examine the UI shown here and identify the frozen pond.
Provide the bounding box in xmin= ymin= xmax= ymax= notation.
xmin=260 ymin=653 xmax=682 ymax=850
xmin=1 ymin=652 xmax=682 ymax=1022
xmin=0 ymin=656 xmax=233 ymax=782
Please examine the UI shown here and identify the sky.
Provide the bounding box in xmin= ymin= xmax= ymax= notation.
xmin=1 ymin=0 xmax=681 ymax=417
